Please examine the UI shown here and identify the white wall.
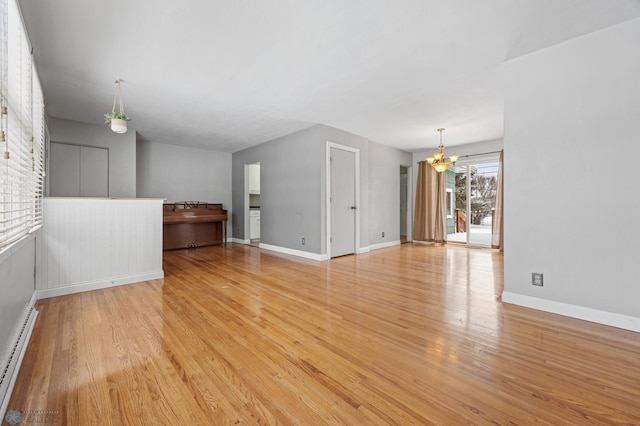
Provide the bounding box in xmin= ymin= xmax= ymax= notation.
xmin=49 ymin=118 xmax=137 ymax=197
xmin=503 ymin=17 xmax=640 ymax=330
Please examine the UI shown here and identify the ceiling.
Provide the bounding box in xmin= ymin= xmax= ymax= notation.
xmin=19 ymin=0 xmax=640 ymax=152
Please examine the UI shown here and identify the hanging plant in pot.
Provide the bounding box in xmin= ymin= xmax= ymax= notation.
xmin=104 ymin=111 xmax=130 ymax=134
xmin=105 ymin=79 xmax=131 ymax=134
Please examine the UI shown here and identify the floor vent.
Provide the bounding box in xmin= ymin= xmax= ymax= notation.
xmin=0 ymin=306 xmax=38 ymax=418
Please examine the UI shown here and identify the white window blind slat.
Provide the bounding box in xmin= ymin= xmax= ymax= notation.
xmin=0 ymin=0 xmax=45 ymax=251
xmin=31 ymin=65 xmax=43 ymax=229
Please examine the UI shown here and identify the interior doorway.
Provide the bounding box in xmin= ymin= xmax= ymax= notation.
xmin=400 ymin=166 xmax=408 ymax=243
xmin=244 ymin=162 xmax=261 ymax=246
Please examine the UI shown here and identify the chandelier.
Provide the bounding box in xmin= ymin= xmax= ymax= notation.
xmin=426 ymin=128 xmax=458 ymax=173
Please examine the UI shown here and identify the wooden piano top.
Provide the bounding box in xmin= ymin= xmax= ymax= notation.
xmin=163 ymin=202 xmax=228 ymax=224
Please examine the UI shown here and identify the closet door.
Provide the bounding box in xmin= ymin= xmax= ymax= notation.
xmin=49 ymin=142 xmax=108 ymax=197
xmin=50 ymin=142 xmax=81 ymax=196
xmin=330 ymin=146 xmax=357 ymax=257
xmin=80 ymin=146 xmax=108 ymax=197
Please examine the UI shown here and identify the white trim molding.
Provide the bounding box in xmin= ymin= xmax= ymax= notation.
xmin=369 ymin=240 xmax=401 ymax=251
xmin=231 ymin=238 xmax=250 ymax=245
xmin=502 ymin=292 xmax=640 ymax=333
xmin=259 ymin=243 xmax=329 ymax=261
xmin=36 ymin=271 xmax=164 ymax=299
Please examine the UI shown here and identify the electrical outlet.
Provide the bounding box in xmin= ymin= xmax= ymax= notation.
xmin=532 ymin=272 xmax=543 ymax=286
xmin=301 ymin=237 xmax=305 ymax=245
xmin=382 ymin=231 xmax=385 ymax=237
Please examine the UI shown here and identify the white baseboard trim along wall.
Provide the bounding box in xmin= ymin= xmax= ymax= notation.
xmin=259 ymin=243 xmax=330 ymax=261
xmin=36 ymin=271 xmax=165 ymax=299
xmin=368 ymin=240 xmax=401 ymax=251
xmin=254 ymin=240 xmax=401 ymax=261
xmin=502 ymin=291 xmax=640 ymax=333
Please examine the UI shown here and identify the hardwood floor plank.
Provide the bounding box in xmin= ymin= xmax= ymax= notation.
xmin=7 ymin=243 xmax=640 ymax=424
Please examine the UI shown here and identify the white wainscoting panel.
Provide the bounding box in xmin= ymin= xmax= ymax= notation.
xmin=36 ymin=198 xmax=165 ymax=298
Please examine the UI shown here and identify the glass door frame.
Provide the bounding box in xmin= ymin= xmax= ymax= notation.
xmin=450 ymin=153 xmax=500 ymax=247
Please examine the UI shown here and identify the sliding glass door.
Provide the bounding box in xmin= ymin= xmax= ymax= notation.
xmin=447 ymin=158 xmax=499 ymax=247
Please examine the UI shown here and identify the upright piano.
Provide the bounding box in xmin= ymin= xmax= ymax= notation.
xmin=162 ymin=202 xmax=228 ymax=250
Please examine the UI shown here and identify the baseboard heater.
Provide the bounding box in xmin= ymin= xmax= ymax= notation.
xmin=0 ymin=306 xmax=38 ymax=418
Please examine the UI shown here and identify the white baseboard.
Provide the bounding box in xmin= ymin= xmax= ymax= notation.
xmin=231 ymin=238 xmax=250 ymax=245
xmin=252 ymin=242 xmax=394 ymax=260
xmin=502 ymin=291 xmax=640 ymax=333
xmin=36 ymin=270 xmax=165 ymax=299
xmin=369 ymin=240 xmax=401 ymax=251
xmin=259 ymin=243 xmax=329 ymax=261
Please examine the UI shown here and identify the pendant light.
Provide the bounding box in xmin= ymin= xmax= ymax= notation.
xmin=426 ymin=128 xmax=458 ymax=172
xmin=104 ymin=79 xmax=130 ymax=134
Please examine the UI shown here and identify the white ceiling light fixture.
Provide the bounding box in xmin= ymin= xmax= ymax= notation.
xmin=426 ymin=128 xmax=459 ymax=173
xmin=104 ymin=79 xmax=130 ymax=134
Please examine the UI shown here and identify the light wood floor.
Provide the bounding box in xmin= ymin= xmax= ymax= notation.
xmin=8 ymin=243 xmax=640 ymax=424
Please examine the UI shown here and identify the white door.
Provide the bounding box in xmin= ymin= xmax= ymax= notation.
xmin=50 ymin=142 xmax=80 ymax=196
xmin=50 ymin=143 xmax=108 ymax=197
xmin=80 ymin=146 xmax=109 ymax=197
xmin=330 ymin=147 xmax=356 ymax=257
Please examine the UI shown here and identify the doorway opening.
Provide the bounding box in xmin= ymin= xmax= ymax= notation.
xmin=400 ymin=166 xmax=409 ymax=244
xmin=447 ymin=159 xmax=499 ymax=247
xmin=245 ymin=162 xmax=260 ymax=247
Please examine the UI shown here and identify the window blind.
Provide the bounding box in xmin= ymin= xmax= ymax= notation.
xmin=32 ymin=67 xmax=44 ymax=230
xmin=0 ymin=0 xmax=45 ymax=252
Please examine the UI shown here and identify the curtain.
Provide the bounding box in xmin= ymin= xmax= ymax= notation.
xmin=413 ymin=161 xmax=447 ymax=243
xmin=491 ymin=150 xmax=504 ymax=251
